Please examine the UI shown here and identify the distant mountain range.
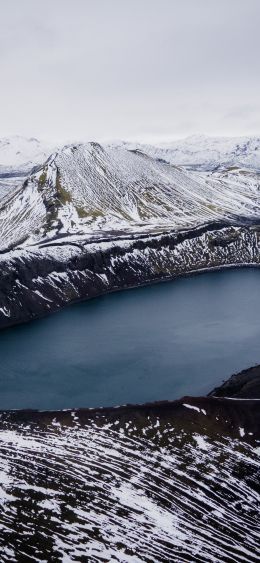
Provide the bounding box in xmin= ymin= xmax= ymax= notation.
xmin=2 ymin=134 xmax=260 ymax=174
xmin=0 ymin=136 xmax=54 ymax=201
xmin=111 ymin=135 xmax=260 ymax=171
xmin=0 ymin=135 xmax=53 ymax=170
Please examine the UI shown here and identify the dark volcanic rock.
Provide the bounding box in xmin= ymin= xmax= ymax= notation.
xmin=0 ymin=396 xmax=259 ymax=562
xmin=209 ymin=364 xmax=260 ymax=398
xmin=0 ymin=221 xmax=260 ymax=329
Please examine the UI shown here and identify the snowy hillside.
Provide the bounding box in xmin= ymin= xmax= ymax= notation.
xmin=1 ymin=140 xmax=260 ymax=253
xmin=0 ymin=397 xmax=259 ymax=562
xmin=1 ymin=136 xmax=260 ymax=328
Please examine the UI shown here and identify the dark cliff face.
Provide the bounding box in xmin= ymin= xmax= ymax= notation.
xmin=210 ymin=364 xmax=260 ymax=398
xmin=0 ymin=221 xmax=260 ymax=329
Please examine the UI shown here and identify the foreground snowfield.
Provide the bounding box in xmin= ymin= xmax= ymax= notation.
xmin=0 ymin=397 xmax=259 ymax=562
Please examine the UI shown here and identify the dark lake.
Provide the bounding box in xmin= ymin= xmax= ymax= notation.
xmin=1 ymin=268 xmax=260 ymax=410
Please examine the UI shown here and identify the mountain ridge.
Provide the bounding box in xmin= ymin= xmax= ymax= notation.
xmin=0 ymin=136 xmax=260 ymax=328
xmin=1 ymin=139 xmax=260 ymax=254
xmin=108 ymin=134 xmax=260 ymax=170
xmin=2 ymin=133 xmax=260 ymax=173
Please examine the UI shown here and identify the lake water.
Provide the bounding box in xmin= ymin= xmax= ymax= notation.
xmin=1 ymin=268 xmax=260 ymax=410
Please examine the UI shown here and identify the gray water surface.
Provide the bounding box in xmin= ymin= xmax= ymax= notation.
xmin=1 ymin=268 xmax=260 ymax=410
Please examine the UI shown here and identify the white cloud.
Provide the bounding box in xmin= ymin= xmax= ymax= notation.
xmin=1 ymin=0 xmax=260 ymax=142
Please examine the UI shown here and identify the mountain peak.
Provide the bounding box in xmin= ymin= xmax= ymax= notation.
xmin=0 ymin=136 xmax=55 ymax=168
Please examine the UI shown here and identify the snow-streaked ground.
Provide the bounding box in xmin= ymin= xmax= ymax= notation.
xmin=0 ymin=398 xmax=259 ymax=562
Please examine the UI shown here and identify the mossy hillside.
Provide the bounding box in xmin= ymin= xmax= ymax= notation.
xmin=75 ymin=206 xmax=105 ymax=220
xmin=54 ymin=170 xmax=108 ymax=222
xmin=55 ymin=170 xmax=72 ymax=205
xmin=38 ymin=169 xmax=47 ymax=188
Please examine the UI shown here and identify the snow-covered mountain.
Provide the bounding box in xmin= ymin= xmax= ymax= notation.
xmin=1 ymin=140 xmax=260 ymax=253
xmin=2 ymin=133 xmax=260 ymax=177
xmin=111 ymin=134 xmax=260 ymax=171
xmin=0 ymin=135 xmax=54 ymax=169
xmin=0 ymin=136 xmax=260 ymax=328
xmin=0 ymin=136 xmax=55 ymax=201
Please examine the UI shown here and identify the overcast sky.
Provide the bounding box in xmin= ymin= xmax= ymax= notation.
xmin=1 ymin=0 xmax=260 ymax=143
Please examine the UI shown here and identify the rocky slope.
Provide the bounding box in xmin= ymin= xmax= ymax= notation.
xmin=0 ymin=138 xmax=260 ymax=327
xmin=0 ymin=395 xmax=259 ymax=562
xmin=210 ymin=364 xmax=260 ymax=398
